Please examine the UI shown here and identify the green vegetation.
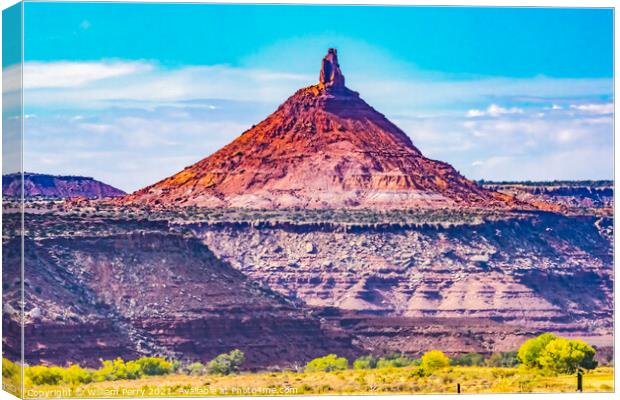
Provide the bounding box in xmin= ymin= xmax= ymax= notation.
xmin=6 ymin=335 xmax=612 ymax=396
xmin=353 ymin=355 xmax=377 ymax=369
xmin=3 ymin=357 xmax=20 ymax=379
xmin=420 ymin=350 xmax=450 ymax=371
xmin=517 ymin=333 xmax=597 ymax=374
xmin=3 ymin=351 xmax=245 ymax=389
xmin=376 ymin=353 xmax=417 ymax=369
xmin=19 ymin=365 xmax=614 ymax=396
xmin=185 ymin=362 xmax=206 ymax=376
xmin=207 ymin=350 xmax=245 ymax=375
xmin=22 ymin=357 xmax=172 ymax=386
xmin=305 ymin=354 xmax=348 ymax=372
xmin=451 ymin=352 xmax=485 ymax=367
xmin=518 ymin=332 xmax=558 ymax=369
xmin=486 ymin=351 xmax=520 ymax=368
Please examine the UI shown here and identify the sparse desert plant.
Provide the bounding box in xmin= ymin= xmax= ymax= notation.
xmin=353 ymin=355 xmax=377 ymax=369
xmin=304 ymin=354 xmax=348 ymax=372
xmin=186 ymin=362 xmax=206 ymax=376
xmin=487 ymin=351 xmax=520 ymax=368
xmin=25 ymin=365 xmax=66 ymax=386
xmin=92 ymin=358 xmax=141 ymax=381
xmin=207 ymin=350 xmax=245 ymax=375
xmin=451 ymin=353 xmax=485 ymax=366
xmin=376 ymin=353 xmax=415 ymax=369
xmin=2 ymin=358 xmax=19 ymax=379
xmin=133 ymin=357 xmax=172 ymax=376
xmin=420 ymin=350 xmax=450 ymax=371
xmin=61 ymin=364 xmax=93 ymax=385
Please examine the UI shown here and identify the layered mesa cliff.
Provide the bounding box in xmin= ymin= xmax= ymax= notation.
xmin=189 ymin=211 xmax=613 ymax=336
xmin=124 ymin=49 xmax=509 ymax=209
xmin=2 ymin=215 xmax=355 ymax=368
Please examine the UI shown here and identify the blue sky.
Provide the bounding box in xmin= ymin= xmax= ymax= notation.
xmin=6 ymin=3 xmax=614 ymax=191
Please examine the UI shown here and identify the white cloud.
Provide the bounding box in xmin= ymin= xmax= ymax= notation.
xmin=3 ymin=64 xmax=22 ymax=93
xmin=570 ymin=103 xmax=614 ymax=114
xmin=396 ymin=103 xmax=613 ymax=182
xmin=23 ymin=61 xmax=154 ymax=89
xmin=23 ymin=106 xmax=254 ymax=191
xmin=22 ymin=62 xmax=312 ymax=109
xmin=466 ymin=104 xmax=524 ymax=118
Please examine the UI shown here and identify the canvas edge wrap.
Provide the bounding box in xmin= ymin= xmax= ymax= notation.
xmin=3 ymin=2 xmax=25 ymax=398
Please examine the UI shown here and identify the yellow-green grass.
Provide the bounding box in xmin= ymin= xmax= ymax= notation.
xmin=18 ymin=366 xmax=613 ymax=398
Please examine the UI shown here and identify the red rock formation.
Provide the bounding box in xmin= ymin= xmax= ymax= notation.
xmin=124 ymin=49 xmax=511 ymax=209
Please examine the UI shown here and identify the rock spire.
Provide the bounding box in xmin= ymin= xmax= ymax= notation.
xmin=319 ymin=48 xmax=345 ymax=90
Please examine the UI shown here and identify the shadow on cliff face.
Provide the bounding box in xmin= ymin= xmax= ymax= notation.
xmin=515 ymin=269 xmax=613 ymax=326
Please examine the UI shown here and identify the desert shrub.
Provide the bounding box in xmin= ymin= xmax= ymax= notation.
xmin=92 ymin=358 xmax=141 ymax=381
xmin=61 ymin=364 xmax=92 ymax=385
xmin=517 ymin=333 xmax=558 ymax=368
xmin=304 ymin=354 xmax=348 ymax=372
xmin=538 ymin=338 xmax=597 ymax=374
xmin=409 ymin=367 xmax=430 ymax=378
xmin=450 ymin=353 xmax=485 ymax=366
xmin=376 ymin=353 xmax=415 ymax=369
xmin=353 ymin=355 xmax=377 ymax=369
xmin=25 ymin=366 xmax=66 ymax=386
xmin=207 ymin=350 xmax=245 ymax=375
xmin=486 ymin=351 xmax=520 ymax=368
xmin=133 ymin=357 xmax=172 ymax=376
xmin=186 ymin=362 xmax=206 ymax=376
xmin=170 ymin=359 xmax=182 ymax=373
xmin=2 ymin=358 xmax=20 ymax=379
xmin=420 ymin=350 xmax=450 ymax=371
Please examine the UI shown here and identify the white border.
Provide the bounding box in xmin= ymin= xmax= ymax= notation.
xmin=0 ymin=1 xmax=616 ymax=400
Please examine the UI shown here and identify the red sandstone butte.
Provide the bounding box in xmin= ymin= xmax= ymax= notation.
xmin=124 ymin=49 xmax=512 ymax=209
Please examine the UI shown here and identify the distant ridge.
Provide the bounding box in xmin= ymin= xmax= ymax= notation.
xmin=3 ymin=172 xmax=125 ymax=199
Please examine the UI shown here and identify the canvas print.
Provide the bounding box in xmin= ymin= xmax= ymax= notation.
xmin=2 ymin=2 xmax=614 ymax=398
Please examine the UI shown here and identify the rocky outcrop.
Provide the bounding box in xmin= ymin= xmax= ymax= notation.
xmin=3 ymin=172 xmax=125 ymax=199
xmin=123 ymin=49 xmax=510 ymax=209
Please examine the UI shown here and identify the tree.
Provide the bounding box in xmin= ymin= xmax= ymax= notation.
xmin=353 ymin=355 xmax=377 ymax=369
xmin=518 ymin=333 xmax=598 ymax=374
xmin=420 ymin=350 xmax=450 ymax=371
xmin=304 ymin=354 xmax=348 ymax=372
xmin=517 ymin=333 xmax=558 ymax=368
xmin=538 ymin=338 xmax=597 ymax=374
xmin=207 ymin=350 xmax=245 ymax=375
